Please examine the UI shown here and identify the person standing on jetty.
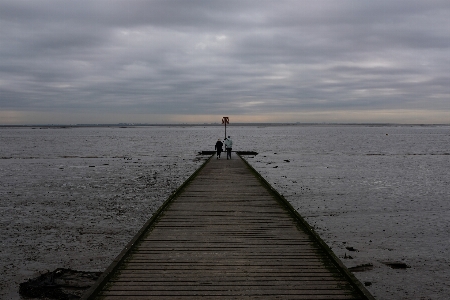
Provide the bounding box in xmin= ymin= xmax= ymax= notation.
xmin=215 ymin=139 xmax=223 ymax=159
xmin=225 ymin=136 xmax=233 ymax=159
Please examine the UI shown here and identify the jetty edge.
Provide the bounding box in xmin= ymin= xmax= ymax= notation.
xmin=82 ymin=153 xmax=374 ymax=299
xmin=81 ymin=155 xmax=214 ymax=300
xmin=239 ymin=154 xmax=375 ymax=300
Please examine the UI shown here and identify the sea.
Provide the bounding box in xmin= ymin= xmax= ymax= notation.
xmin=1 ymin=124 xmax=449 ymax=299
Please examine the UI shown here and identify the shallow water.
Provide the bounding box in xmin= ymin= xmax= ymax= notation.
xmin=1 ymin=125 xmax=449 ymax=299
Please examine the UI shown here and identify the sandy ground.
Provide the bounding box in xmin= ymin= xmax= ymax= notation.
xmin=241 ymin=125 xmax=450 ymax=299
xmin=0 ymin=126 xmax=210 ymax=299
xmin=1 ymin=125 xmax=449 ymax=299
xmin=1 ymin=155 xmax=209 ymax=299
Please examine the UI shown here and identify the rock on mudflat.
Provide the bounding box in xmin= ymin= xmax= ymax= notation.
xmin=19 ymin=268 xmax=102 ymax=299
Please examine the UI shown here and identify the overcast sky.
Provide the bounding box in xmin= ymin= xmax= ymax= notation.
xmin=1 ymin=0 xmax=449 ymax=124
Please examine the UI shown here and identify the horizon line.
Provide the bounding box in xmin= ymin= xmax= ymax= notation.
xmin=1 ymin=122 xmax=449 ymax=128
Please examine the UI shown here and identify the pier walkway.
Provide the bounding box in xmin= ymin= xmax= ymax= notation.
xmin=83 ymin=155 xmax=373 ymax=299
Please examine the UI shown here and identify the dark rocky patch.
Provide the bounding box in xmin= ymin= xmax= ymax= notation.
xmin=383 ymin=262 xmax=411 ymax=269
xmin=345 ymin=246 xmax=358 ymax=252
xmin=19 ymin=268 xmax=102 ymax=299
xmin=348 ymin=263 xmax=373 ymax=272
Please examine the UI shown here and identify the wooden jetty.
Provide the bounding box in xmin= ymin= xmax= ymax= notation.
xmin=83 ymin=155 xmax=374 ymax=299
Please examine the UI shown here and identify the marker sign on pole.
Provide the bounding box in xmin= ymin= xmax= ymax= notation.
xmin=222 ymin=117 xmax=229 ymax=139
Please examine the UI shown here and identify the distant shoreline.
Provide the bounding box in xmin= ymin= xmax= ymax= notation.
xmin=1 ymin=123 xmax=449 ymax=128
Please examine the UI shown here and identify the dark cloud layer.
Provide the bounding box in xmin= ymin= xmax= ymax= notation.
xmin=1 ymin=0 xmax=449 ymax=124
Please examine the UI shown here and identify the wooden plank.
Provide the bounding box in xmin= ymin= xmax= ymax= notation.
xmin=100 ymin=290 xmax=355 ymax=297
xmin=98 ymin=290 xmax=359 ymax=298
xmin=97 ymin=296 xmax=360 ymax=300
xmin=110 ymin=275 xmax=344 ymax=281
xmin=82 ymin=156 xmax=373 ymax=300
xmin=113 ymin=272 xmax=342 ymax=278
xmin=104 ymin=286 xmax=353 ymax=292
xmin=96 ymin=296 xmax=360 ymax=300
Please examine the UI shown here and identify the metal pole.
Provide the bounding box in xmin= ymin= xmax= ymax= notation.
xmin=222 ymin=117 xmax=229 ymax=139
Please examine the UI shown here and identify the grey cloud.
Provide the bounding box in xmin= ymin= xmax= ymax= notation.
xmin=0 ymin=0 xmax=449 ymax=123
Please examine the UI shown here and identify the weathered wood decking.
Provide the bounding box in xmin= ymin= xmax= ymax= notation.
xmin=83 ymin=155 xmax=374 ymax=299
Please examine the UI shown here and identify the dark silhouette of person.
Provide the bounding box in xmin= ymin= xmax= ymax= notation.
xmin=215 ymin=139 xmax=223 ymax=159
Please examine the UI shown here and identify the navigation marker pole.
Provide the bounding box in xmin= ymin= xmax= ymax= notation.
xmin=222 ymin=117 xmax=229 ymax=139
